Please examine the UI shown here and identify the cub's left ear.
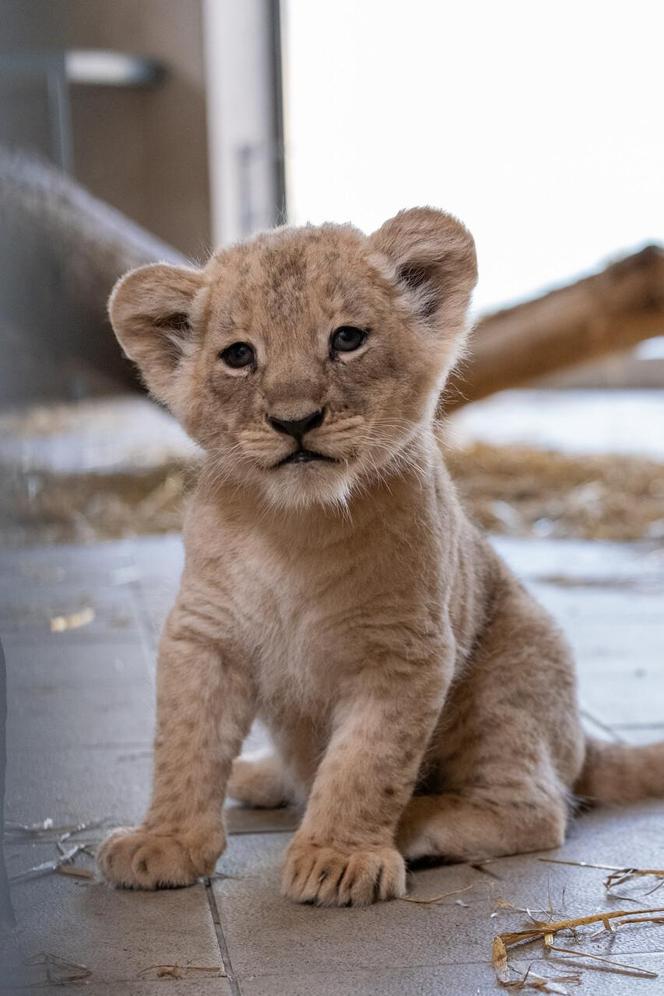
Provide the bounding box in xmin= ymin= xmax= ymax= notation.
xmin=108 ymin=262 xmax=204 ymax=404
xmin=369 ymin=207 xmax=478 ymax=341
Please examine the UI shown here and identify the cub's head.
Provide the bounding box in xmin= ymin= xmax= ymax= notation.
xmin=109 ymin=207 xmax=477 ymax=509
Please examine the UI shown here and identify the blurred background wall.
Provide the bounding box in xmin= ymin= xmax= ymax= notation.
xmin=0 ymin=0 xmax=284 ymax=404
xmin=67 ymin=0 xmax=211 ymax=260
xmin=1 ymin=0 xmax=211 ymax=258
xmin=0 ymin=0 xmax=662 ymax=407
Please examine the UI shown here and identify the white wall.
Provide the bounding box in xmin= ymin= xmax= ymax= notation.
xmin=204 ymin=0 xmax=280 ymax=245
xmin=285 ymin=0 xmax=664 ymax=312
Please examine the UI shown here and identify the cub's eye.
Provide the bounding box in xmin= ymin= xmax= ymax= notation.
xmin=219 ymin=342 xmax=255 ymax=369
xmin=330 ymin=326 xmax=368 ymax=355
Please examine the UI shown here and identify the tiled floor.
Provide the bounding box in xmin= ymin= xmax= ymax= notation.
xmin=2 ymin=534 xmax=664 ymax=994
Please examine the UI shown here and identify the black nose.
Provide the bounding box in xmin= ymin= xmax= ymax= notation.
xmin=267 ymin=409 xmax=325 ymax=440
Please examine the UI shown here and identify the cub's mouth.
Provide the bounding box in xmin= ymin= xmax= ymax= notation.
xmin=276 ymin=449 xmax=338 ymax=468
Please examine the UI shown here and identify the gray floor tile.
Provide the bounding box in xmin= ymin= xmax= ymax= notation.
xmin=8 ymin=860 xmax=225 ymax=989
xmin=576 ymin=669 xmax=664 ymax=727
xmin=4 ymin=638 xmax=154 ymax=752
xmin=0 ymin=584 xmax=145 ymax=646
xmin=1 ymin=539 xmax=139 ymax=584
xmin=131 ymin=534 xmax=184 ymax=582
xmin=212 ymin=797 xmax=664 ymax=981
xmin=3 ymin=533 xmax=664 ymax=996
xmin=6 ymin=744 xmax=152 ymax=827
xmin=0 ymin=396 xmax=196 ymax=475
xmin=36 ymin=985 xmax=231 ymax=996
xmin=239 ymin=956 xmax=664 ymax=996
xmin=212 ymin=832 xmax=499 ymax=975
xmin=566 ymin=621 xmax=664 ymax=678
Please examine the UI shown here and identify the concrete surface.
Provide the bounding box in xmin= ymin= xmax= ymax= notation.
xmin=2 ymin=533 xmax=664 ymax=994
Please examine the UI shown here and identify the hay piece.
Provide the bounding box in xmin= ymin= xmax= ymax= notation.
xmin=605 ymin=870 xmax=664 ymax=896
xmin=0 ymin=459 xmax=191 ymax=548
xmin=4 ymin=434 xmax=664 ymax=546
xmin=56 ymin=865 xmax=94 ymax=880
xmin=493 ymin=906 xmax=664 ymax=988
xmin=471 ymin=860 xmax=503 ymax=880
xmin=5 ymin=817 xmax=54 ymax=837
xmin=50 ymin=607 xmax=94 ymax=632
xmin=492 ymin=937 xmax=580 ymax=993
xmin=400 ymin=883 xmax=474 ymax=905
xmin=57 ymin=818 xmax=109 ymax=845
xmin=10 ymin=844 xmax=83 ymax=883
xmin=4 ymin=817 xmax=106 ymax=842
xmin=544 ymin=938 xmax=657 ymax=978
xmin=493 ymin=935 xmax=511 ymax=982
xmin=25 ymin=952 xmax=92 ymax=986
xmin=539 ymin=857 xmax=664 ymax=898
xmin=494 ymin=898 xmax=560 ymax=918
xmin=446 ymin=442 xmax=664 ymax=542
xmin=139 ymin=964 xmax=226 ymax=980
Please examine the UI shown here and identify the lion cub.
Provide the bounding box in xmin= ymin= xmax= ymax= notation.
xmin=98 ymin=208 xmax=664 ymax=906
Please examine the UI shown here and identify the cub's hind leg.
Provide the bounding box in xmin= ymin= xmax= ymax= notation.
xmin=227 ymin=752 xmax=293 ymax=809
xmin=228 ymin=717 xmax=323 ymax=809
xmin=397 ymin=772 xmax=567 ymax=862
xmin=397 ymin=564 xmax=583 ymax=863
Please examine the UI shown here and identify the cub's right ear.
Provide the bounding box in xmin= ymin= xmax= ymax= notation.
xmin=108 ymin=263 xmax=204 ymax=402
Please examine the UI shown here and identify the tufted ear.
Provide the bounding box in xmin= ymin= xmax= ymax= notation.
xmin=108 ymin=262 xmax=205 ymax=403
xmin=369 ymin=207 xmax=477 ymax=347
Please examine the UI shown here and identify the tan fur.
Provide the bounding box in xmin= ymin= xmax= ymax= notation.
xmin=97 ymin=208 xmax=664 ymax=905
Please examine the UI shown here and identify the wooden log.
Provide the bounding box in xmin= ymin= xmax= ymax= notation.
xmin=443 ymin=245 xmax=664 ymax=412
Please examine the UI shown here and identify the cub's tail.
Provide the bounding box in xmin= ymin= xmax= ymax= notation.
xmin=575 ymin=736 xmax=664 ymax=804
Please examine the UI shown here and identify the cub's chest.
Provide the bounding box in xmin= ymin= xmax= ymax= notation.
xmin=231 ymin=538 xmax=364 ymax=702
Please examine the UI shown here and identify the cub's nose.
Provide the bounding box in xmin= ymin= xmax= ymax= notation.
xmin=267 ymin=409 xmax=325 ymax=440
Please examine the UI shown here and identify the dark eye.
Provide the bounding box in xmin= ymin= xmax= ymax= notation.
xmin=219 ymin=342 xmax=255 ymax=369
xmin=330 ymin=326 xmax=368 ymax=355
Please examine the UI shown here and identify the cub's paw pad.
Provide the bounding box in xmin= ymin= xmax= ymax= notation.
xmin=96 ymin=825 xmax=224 ymax=890
xmin=281 ymin=840 xmax=406 ymax=906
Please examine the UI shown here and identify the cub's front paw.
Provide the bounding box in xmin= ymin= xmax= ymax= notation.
xmin=281 ymin=838 xmax=406 ymax=907
xmin=97 ymin=824 xmax=225 ymax=889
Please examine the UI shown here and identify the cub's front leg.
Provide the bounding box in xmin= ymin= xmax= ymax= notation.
xmin=97 ymin=594 xmax=255 ymax=889
xmin=282 ymin=648 xmax=449 ymax=906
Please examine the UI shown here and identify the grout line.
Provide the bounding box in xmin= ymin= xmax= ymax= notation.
xmin=134 ymin=544 xmax=239 ymax=991
xmin=205 ymin=877 xmax=242 ymax=996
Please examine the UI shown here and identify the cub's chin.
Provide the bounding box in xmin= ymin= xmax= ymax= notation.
xmin=261 ymin=459 xmax=354 ymax=511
